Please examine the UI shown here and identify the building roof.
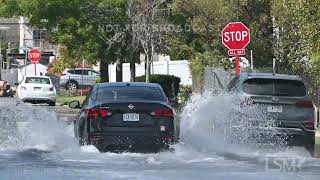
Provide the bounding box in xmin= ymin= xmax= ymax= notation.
xmin=0 ymin=18 xmax=20 ymax=24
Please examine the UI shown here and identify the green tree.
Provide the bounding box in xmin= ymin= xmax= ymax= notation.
xmin=234 ymin=0 xmax=274 ymax=68
xmin=271 ymin=0 xmax=320 ymax=104
xmin=0 ymin=0 xmax=130 ymax=82
xmin=169 ymin=0 xmax=234 ymax=90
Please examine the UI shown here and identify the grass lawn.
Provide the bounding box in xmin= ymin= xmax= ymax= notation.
xmin=316 ymin=136 xmax=320 ymax=145
xmin=56 ymin=96 xmax=86 ymax=106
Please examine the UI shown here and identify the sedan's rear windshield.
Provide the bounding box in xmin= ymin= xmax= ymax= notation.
xmin=242 ymin=78 xmax=307 ymax=96
xmin=96 ymin=87 xmax=166 ymax=102
xmin=25 ymin=77 xmax=50 ymax=84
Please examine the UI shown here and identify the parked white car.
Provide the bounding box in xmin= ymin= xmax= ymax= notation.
xmin=60 ymin=68 xmax=100 ymax=90
xmin=17 ymin=76 xmax=57 ymax=106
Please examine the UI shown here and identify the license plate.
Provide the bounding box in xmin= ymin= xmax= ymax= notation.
xmin=123 ymin=113 xmax=139 ymax=122
xmin=34 ymin=87 xmax=41 ymax=91
xmin=267 ymin=105 xmax=282 ymax=113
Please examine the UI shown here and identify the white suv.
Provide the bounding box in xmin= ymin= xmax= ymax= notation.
xmin=60 ymin=68 xmax=100 ymax=90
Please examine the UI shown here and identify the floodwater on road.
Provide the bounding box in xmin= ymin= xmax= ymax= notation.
xmin=0 ymin=95 xmax=319 ymax=180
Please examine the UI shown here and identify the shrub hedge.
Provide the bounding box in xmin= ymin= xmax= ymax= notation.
xmin=134 ymin=74 xmax=181 ymax=99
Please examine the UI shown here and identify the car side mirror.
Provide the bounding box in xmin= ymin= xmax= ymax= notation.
xmin=15 ymin=83 xmax=19 ymax=86
xmin=69 ymin=100 xmax=81 ymax=109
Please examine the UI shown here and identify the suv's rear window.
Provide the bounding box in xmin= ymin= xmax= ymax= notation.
xmin=25 ymin=77 xmax=50 ymax=84
xmin=96 ymin=87 xmax=166 ymax=102
xmin=242 ymin=78 xmax=306 ymax=96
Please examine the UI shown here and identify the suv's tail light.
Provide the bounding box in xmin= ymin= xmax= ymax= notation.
xmin=151 ymin=108 xmax=174 ymax=117
xmin=295 ymin=100 xmax=313 ymax=108
xmin=49 ymin=87 xmax=54 ymax=91
xmin=87 ymin=109 xmax=112 ymax=118
xmin=303 ymin=122 xmax=315 ymax=131
xmin=21 ymin=86 xmax=27 ymax=91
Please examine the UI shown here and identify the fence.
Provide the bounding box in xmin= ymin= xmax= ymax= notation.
xmin=47 ymin=75 xmax=61 ymax=95
xmin=203 ymin=67 xmax=235 ymax=91
xmin=58 ymin=76 xmax=94 ymax=97
xmin=1 ymin=68 xmax=18 ymax=86
xmin=109 ymin=60 xmax=192 ymax=86
xmin=276 ymin=66 xmax=320 ymax=107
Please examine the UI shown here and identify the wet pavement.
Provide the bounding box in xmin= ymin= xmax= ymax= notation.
xmin=0 ymin=95 xmax=320 ymax=180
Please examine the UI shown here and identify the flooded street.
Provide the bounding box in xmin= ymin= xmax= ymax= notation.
xmin=0 ymin=95 xmax=320 ymax=180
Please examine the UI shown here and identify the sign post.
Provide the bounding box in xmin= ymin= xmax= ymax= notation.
xmin=222 ymin=22 xmax=250 ymax=76
xmin=28 ymin=49 xmax=42 ymax=76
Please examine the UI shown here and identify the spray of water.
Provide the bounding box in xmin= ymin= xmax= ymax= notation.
xmin=0 ymin=93 xmax=311 ymax=160
xmin=0 ymin=102 xmax=78 ymax=152
xmin=178 ymin=90 xmax=306 ymax=157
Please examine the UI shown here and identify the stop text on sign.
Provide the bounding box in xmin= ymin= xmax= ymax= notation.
xmin=28 ymin=49 xmax=42 ymax=63
xmin=28 ymin=52 xmax=41 ymax=60
xmin=223 ymin=31 xmax=249 ymax=42
xmin=221 ymin=22 xmax=250 ymax=51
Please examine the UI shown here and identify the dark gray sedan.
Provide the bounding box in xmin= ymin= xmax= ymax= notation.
xmin=225 ymin=73 xmax=316 ymax=156
xmin=69 ymin=82 xmax=180 ymax=152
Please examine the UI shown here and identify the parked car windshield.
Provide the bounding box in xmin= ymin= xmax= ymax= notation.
xmin=25 ymin=77 xmax=50 ymax=84
xmin=242 ymin=78 xmax=307 ymax=96
xmin=96 ymin=87 xmax=166 ymax=102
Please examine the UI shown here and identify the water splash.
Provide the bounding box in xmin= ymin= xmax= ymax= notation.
xmin=178 ymin=90 xmax=297 ymax=155
xmin=0 ymin=102 xmax=78 ymax=152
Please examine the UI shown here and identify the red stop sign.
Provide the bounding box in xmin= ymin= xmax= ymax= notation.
xmin=28 ymin=49 xmax=42 ymax=63
xmin=221 ymin=22 xmax=250 ymax=50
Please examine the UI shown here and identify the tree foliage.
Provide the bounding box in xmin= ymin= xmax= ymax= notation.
xmin=0 ymin=0 xmax=129 ymax=82
xmin=271 ymin=0 xmax=320 ymax=104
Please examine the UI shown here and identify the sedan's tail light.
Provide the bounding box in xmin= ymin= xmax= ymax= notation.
xmin=295 ymin=100 xmax=313 ymax=108
xmin=151 ymin=108 xmax=174 ymax=117
xmin=49 ymin=87 xmax=54 ymax=91
xmin=87 ymin=109 xmax=112 ymax=118
xmin=303 ymin=122 xmax=315 ymax=131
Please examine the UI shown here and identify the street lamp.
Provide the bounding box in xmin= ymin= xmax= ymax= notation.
xmin=0 ymin=26 xmax=10 ymax=80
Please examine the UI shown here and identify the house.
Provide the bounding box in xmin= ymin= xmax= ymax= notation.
xmin=0 ymin=16 xmax=56 ymax=69
xmin=1 ymin=16 xmax=56 ymax=84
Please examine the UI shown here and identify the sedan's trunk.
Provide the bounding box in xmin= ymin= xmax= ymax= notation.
xmin=87 ymin=102 xmax=174 ymax=133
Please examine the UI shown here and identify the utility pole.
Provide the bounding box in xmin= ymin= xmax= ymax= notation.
xmin=0 ymin=37 xmax=2 ymax=80
xmin=250 ymin=50 xmax=253 ymax=71
xmin=0 ymin=27 xmax=10 ymax=80
xmin=0 ymin=31 xmax=4 ymax=80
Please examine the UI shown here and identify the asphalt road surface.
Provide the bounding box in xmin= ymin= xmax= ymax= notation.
xmin=0 ymin=97 xmax=320 ymax=180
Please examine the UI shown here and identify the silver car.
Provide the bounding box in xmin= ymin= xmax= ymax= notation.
xmin=225 ymin=72 xmax=316 ymax=156
xmin=60 ymin=68 xmax=100 ymax=90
